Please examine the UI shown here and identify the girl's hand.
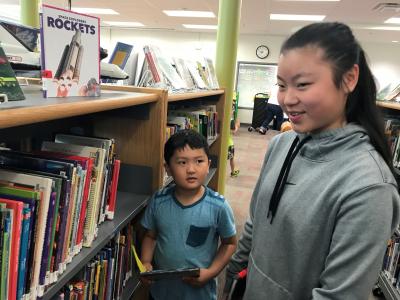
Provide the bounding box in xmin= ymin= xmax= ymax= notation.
xmin=183 ymin=268 xmax=214 ymax=287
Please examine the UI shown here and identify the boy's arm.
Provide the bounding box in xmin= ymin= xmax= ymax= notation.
xmin=141 ymin=229 xmax=157 ymax=271
xmin=184 ymin=235 xmax=237 ymax=287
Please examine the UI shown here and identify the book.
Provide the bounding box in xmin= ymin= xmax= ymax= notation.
xmin=54 ymin=134 xmax=116 ymax=221
xmin=0 ymin=169 xmax=53 ymax=300
xmin=0 ymin=45 xmax=25 ymax=101
xmin=139 ymin=268 xmax=200 ymax=280
xmin=0 ymin=198 xmax=24 ymax=300
xmin=39 ymin=4 xmax=101 ymax=98
xmin=41 ymin=141 xmax=106 ymax=247
xmin=0 ymin=207 xmax=12 ymax=300
xmin=18 ymin=206 xmax=31 ymax=300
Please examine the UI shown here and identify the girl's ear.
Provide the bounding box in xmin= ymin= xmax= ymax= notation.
xmin=343 ymin=64 xmax=359 ymax=93
xmin=164 ymin=162 xmax=171 ymax=176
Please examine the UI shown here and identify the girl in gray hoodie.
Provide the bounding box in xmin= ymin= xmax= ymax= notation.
xmin=224 ymin=22 xmax=400 ymax=300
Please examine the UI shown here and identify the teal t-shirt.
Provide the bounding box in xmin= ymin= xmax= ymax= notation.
xmin=141 ymin=185 xmax=236 ymax=300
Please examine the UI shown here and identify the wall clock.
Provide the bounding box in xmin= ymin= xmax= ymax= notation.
xmin=256 ymin=45 xmax=270 ymax=59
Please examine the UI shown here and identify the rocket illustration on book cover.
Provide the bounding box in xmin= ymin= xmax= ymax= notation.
xmin=40 ymin=4 xmax=100 ymax=98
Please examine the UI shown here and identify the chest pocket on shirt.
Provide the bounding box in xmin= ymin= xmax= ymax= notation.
xmin=186 ymin=225 xmax=210 ymax=247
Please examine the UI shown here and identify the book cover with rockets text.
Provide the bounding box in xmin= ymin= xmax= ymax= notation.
xmin=40 ymin=5 xmax=100 ymax=98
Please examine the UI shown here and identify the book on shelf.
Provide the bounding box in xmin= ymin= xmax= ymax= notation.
xmin=173 ymin=57 xmax=196 ymax=90
xmin=54 ymin=134 xmax=117 ymax=221
xmin=0 ymin=45 xmax=25 ymax=101
xmin=0 ymin=198 xmax=23 ymax=300
xmin=41 ymin=141 xmax=107 ymax=248
xmin=0 ymin=205 xmax=12 ymax=300
xmin=39 ymin=4 xmax=101 ymax=98
xmin=143 ymin=45 xmax=187 ymax=90
xmin=103 ymin=42 xmax=134 ymax=84
xmin=0 ymin=169 xmax=53 ymax=300
xmin=53 ymin=220 xmax=138 ymax=300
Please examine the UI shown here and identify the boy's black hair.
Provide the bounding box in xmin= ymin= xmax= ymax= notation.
xmin=281 ymin=22 xmax=393 ymax=173
xmin=164 ymin=129 xmax=210 ymax=165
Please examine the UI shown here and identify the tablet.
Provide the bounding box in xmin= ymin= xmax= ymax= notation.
xmin=139 ymin=267 xmax=200 ymax=280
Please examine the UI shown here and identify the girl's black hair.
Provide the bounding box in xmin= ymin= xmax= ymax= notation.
xmin=164 ymin=129 xmax=210 ymax=165
xmin=280 ymin=22 xmax=393 ymax=172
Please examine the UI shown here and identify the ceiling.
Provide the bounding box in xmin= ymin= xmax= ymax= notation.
xmin=3 ymin=0 xmax=400 ymax=43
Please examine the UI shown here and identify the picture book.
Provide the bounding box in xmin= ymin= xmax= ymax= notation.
xmin=0 ymin=45 xmax=25 ymax=101
xmin=40 ymin=4 xmax=101 ymax=98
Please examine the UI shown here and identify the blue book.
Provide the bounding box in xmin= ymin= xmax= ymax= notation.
xmin=17 ymin=206 xmax=31 ymax=300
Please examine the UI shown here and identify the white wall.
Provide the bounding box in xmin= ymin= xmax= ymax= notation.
xmin=100 ymin=27 xmax=400 ymax=123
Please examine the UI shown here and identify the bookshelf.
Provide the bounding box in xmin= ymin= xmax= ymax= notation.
xmin=42 ymin=193 xmax=148 ymax=299
xmin=0 ymin=84 xmax=165 ymax=298
xmin=2 ymin=84 xmax=227 ymax=298
xmin=376 ymin=100 xmax=400 ymax=299
xmin=378 ymin=272 xmax=400 ymax=300
xmin=168 ymin=89 xmax=226 ymax=192
xmin=103 ymin=85 xmax=227 ymax=193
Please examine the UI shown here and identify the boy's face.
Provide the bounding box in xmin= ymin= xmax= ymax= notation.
xmin=165 ymin=145 xmax=210 ymax=192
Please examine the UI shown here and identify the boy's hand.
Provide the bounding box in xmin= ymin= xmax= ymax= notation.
xmin=140 ymin=263 xmax=154 ymax=286
xmin=183 ymin=268 xmax=214 ymax=287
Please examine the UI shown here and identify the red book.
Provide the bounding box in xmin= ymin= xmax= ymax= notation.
xmin=0 ymin=198 xmax=24 ymax=300
xmin=107 ymin=159 xmax=120 ymax=220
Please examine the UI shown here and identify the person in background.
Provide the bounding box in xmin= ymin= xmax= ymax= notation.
xmin=141 ymin=129 xmax=237 ymax=300
xmin=223 ymin=22 xmax=400 ymax=300
xmin=228 ymin=107 xmax=240 ymax=177
xmin=258 ymin=84 xmax=284 ymax=134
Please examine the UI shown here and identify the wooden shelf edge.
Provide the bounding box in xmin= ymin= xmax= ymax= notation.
xmin=377 ymin=101 xmax=400 ymax=111
xmin=168 ymin=89 xmax=224 ymax=102
xmin=0 ymin=92 xmax=158 ymax=129
xmin=378 ymin=272 xmax=400 ymax=300
xmin=42 ymin=192 xmax=149 ymax=300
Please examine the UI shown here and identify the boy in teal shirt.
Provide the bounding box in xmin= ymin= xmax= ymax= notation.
xmin=141 ymin=129 xmax=237 ymax=300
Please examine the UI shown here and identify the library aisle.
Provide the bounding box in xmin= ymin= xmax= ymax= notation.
xmin=221 ymin=126 xmax=383 ymax=300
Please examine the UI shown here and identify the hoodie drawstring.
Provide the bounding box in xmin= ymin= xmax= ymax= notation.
xmin=268 ymin=136 xmax=311 ymax=224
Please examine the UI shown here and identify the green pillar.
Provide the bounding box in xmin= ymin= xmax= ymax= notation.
xmin=215 ymin=0 xmax=242 ymax=194
xmin=20 ymin=0 xmax=40 ymax=28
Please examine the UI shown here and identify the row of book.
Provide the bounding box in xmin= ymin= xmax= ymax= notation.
xmin=137 ymin=45 xmax=219 ymax=91
xmin=53 ymin=221 xmax=137 ymax=300
xmin=378 ymin=83 xmax=400 ymax=102
xmin=164 ymin=105 xmax=219 ymax=185
xmin=167 ymin=104 xmax=219 ymax=141
xmin=384 ymin=118 xmax=400 ymax=167
xmin=0 ymin=133 xmax=121 ymax=300
xmin=382 ymin=233 xmax=400 ymax=290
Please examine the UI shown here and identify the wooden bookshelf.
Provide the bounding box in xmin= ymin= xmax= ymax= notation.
xmin=0 ymin=84 xmax=164 ymax=299
xmin=42 ymin=193 xmax=148 ymax=300
xmin=103 ymin=86 xmax=227 ymax=193
xmin=378 ymin=272 xmax=400 ymax=300
xmin=167 ymin=89 xmax=226 ymax=192
xmin=377 ymin=100 xmax=400 ymax=111
xmin=3 ymin=84 xmax=227 ymax=298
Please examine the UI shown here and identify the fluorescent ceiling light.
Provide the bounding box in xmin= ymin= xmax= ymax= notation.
xmin=103 ymin=21 xmax=144 ymax=27
xmin=0 ymin=4 xmax=20 ymax=21
xmin=163 ymin=10 xmax=215 ymax=18
xmin=72 ymin=8 xmax=119 ymax=15
xmin=270 ymin=14 xmax=325 ymax=21
xmin=392 ymin=40 xmax=399 ymax=43
xmin=365 ymin=26 xmax=400 ymax=31
xmin=274 ymin=0 xmax=340 ymax=1
xmin=182 ymin=24 xmax=218 ymax=30
xmin=385 ymin=18 xmax=400 ymax=24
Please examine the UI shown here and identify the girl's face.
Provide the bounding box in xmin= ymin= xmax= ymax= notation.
xmin=277 ymin=46 xmax=358 ymax=134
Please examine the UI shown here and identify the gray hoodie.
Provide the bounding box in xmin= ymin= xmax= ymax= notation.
xmin=226 ymin=124 xmax=400 ymax=300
